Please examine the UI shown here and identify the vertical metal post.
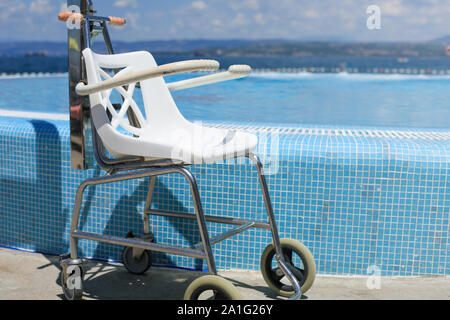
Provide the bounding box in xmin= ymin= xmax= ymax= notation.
xmin=143 ymin=177 xmax=156 ymax=235
xmin=67 ymin=0 xmax=90 ymax=170
xmin=178 ymin=168 xmax=217 ymax=275
xmin=248 ymin=153 xmax=302 ymax=299
xmin=247 ymin=154 xmax=283 ymax=256
xmin=101 ymin=21 xmax=114 ymax=54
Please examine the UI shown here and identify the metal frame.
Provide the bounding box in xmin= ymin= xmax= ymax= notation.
xmin=67 ymin=128 xmax=302 ymax=298
xmin=63 ymin=0 xmax=302 ymax=300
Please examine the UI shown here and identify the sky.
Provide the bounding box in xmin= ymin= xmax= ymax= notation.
xmin=0 ymin=0 xmax=449 ymax=42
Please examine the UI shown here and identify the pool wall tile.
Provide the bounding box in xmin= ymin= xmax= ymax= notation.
xmin=0 ymin=117 xmax=449 ymax=276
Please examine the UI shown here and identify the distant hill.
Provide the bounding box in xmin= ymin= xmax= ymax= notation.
xmin=0 ymin=42 xmax=65 ymax=56
xmin=431 ymin=35 xmax=450 ymax=44
xmin=0 ymin=39 xmax=286 ymax=57
xmin=212 ymin=42 xmax=450 ymax=57
xmin=0 ymin=40 xmax=448 ymax=57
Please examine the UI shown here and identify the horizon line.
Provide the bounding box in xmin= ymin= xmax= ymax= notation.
xmin=0 ymin=38 xmax=448 ymax=44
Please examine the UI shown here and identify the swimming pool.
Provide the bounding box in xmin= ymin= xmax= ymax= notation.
xmin=1 ymin=72 xmax=449 ymax=128
xmin=0 ymin=72 xmax=449 ymax=277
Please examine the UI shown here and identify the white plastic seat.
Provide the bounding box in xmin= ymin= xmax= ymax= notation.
xmin=83 ymin=48 xmax=258 ymax=164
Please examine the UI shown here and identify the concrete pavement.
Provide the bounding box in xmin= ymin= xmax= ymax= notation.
xmin=0 ymin=248 xmax=448 ymax=300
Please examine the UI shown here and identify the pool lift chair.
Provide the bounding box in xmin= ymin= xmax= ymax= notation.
xmin=58 ymin=3 xmax=316 ymax=300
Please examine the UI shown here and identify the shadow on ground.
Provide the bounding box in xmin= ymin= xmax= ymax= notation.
xmin=47 ymin=256 xmax=278 ymax=300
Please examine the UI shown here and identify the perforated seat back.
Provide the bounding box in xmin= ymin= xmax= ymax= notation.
xmin=83 ymin=48 xmax=190 ymax=138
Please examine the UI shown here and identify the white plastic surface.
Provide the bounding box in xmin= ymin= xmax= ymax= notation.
xmin=77 ymin=59 xmax=220 ymax=96
xmin=82 ymin=48 xmax=257 ymax=164
xmin=167 ymin=65 xmax=252 ymax=92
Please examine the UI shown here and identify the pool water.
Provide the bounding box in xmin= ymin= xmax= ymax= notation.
xmin=1 ymin=72 xmax=449 ymax=129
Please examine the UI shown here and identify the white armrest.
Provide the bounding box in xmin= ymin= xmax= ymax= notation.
xmin=76 ymin=59 xmax=220 ymax=96
xmin=167 ymin=65 xmax=251 ymax=92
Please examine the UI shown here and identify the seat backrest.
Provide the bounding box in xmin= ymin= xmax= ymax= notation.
xmin=83 ymin=48 xmax=191 ymax=138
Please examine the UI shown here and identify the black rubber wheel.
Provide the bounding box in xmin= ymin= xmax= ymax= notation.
xmin=261 ymin=239 xmax=316 ymax=297
xmin=184 ymin=275 xmax=242 ymax=300
xmin=61 ymin=265 xmax=83 ymax=300
xmin=122 ymin=246 xmax=152 ymax=275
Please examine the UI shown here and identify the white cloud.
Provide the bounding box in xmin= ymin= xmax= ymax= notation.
xmin=29 ymin=0 xmax=54 ymax=14
xmin=114 ymin=0 xmax=138 ymax=9
xmin=125 ymin=12 xmax=140 ymax=30
xmin=380 ymin=0 xmax=405 ymax=16
xmin=230 ymin=0 xmax=260 ymax=11
xmin=254 ymin=13 xmax=266 ymax=25
xmin=191 ymin=1 xmax=207 ymax=10
xmin=0 ymin=1 xmax=26 ymax=20
xmin=212 ymin=19 xmax=223 ymax=27
xmin=231 ymin=13 xmax=248 ymax=27
xmin=304 ymin=9 xmax=319 ymax=19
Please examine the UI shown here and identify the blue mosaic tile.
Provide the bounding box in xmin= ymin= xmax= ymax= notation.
xmin=0 ymin=116 xmax=449 ymax=276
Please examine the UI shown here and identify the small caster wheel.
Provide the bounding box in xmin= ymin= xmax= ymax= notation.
xmin=184 ymin=275 xmax=242 ymax=300
xmin=122 ymin=232 xmax=152 ymax=275
xmin=261 ymin=238 xmax=316 ymax=297
xmin=61 ymin=264 xmax=84 ymax=300
xmin=122 ymin=246 xmax=152 ymax=275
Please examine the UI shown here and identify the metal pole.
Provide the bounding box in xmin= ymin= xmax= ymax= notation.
xmin=247 ymin=154 xmax=283 ymax=256
xmin=143 ymin=177 xmax=156 ymax=235
xmin=247 ymin=153 xmax=302 ymax=300
xmin=67 ymin=0 xmax=90 ymax=170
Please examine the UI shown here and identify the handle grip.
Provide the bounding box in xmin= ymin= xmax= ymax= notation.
xmin=58 ymin=12 xmax=84 ymax=22
xmin=108 ymin=16 xmax=126 ymax=26
xmin=58 ymin=12 xmax=126 ymax=26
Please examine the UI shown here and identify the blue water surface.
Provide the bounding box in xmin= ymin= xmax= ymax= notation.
xmin=1 ymin=72 xmax=449 ymax=128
